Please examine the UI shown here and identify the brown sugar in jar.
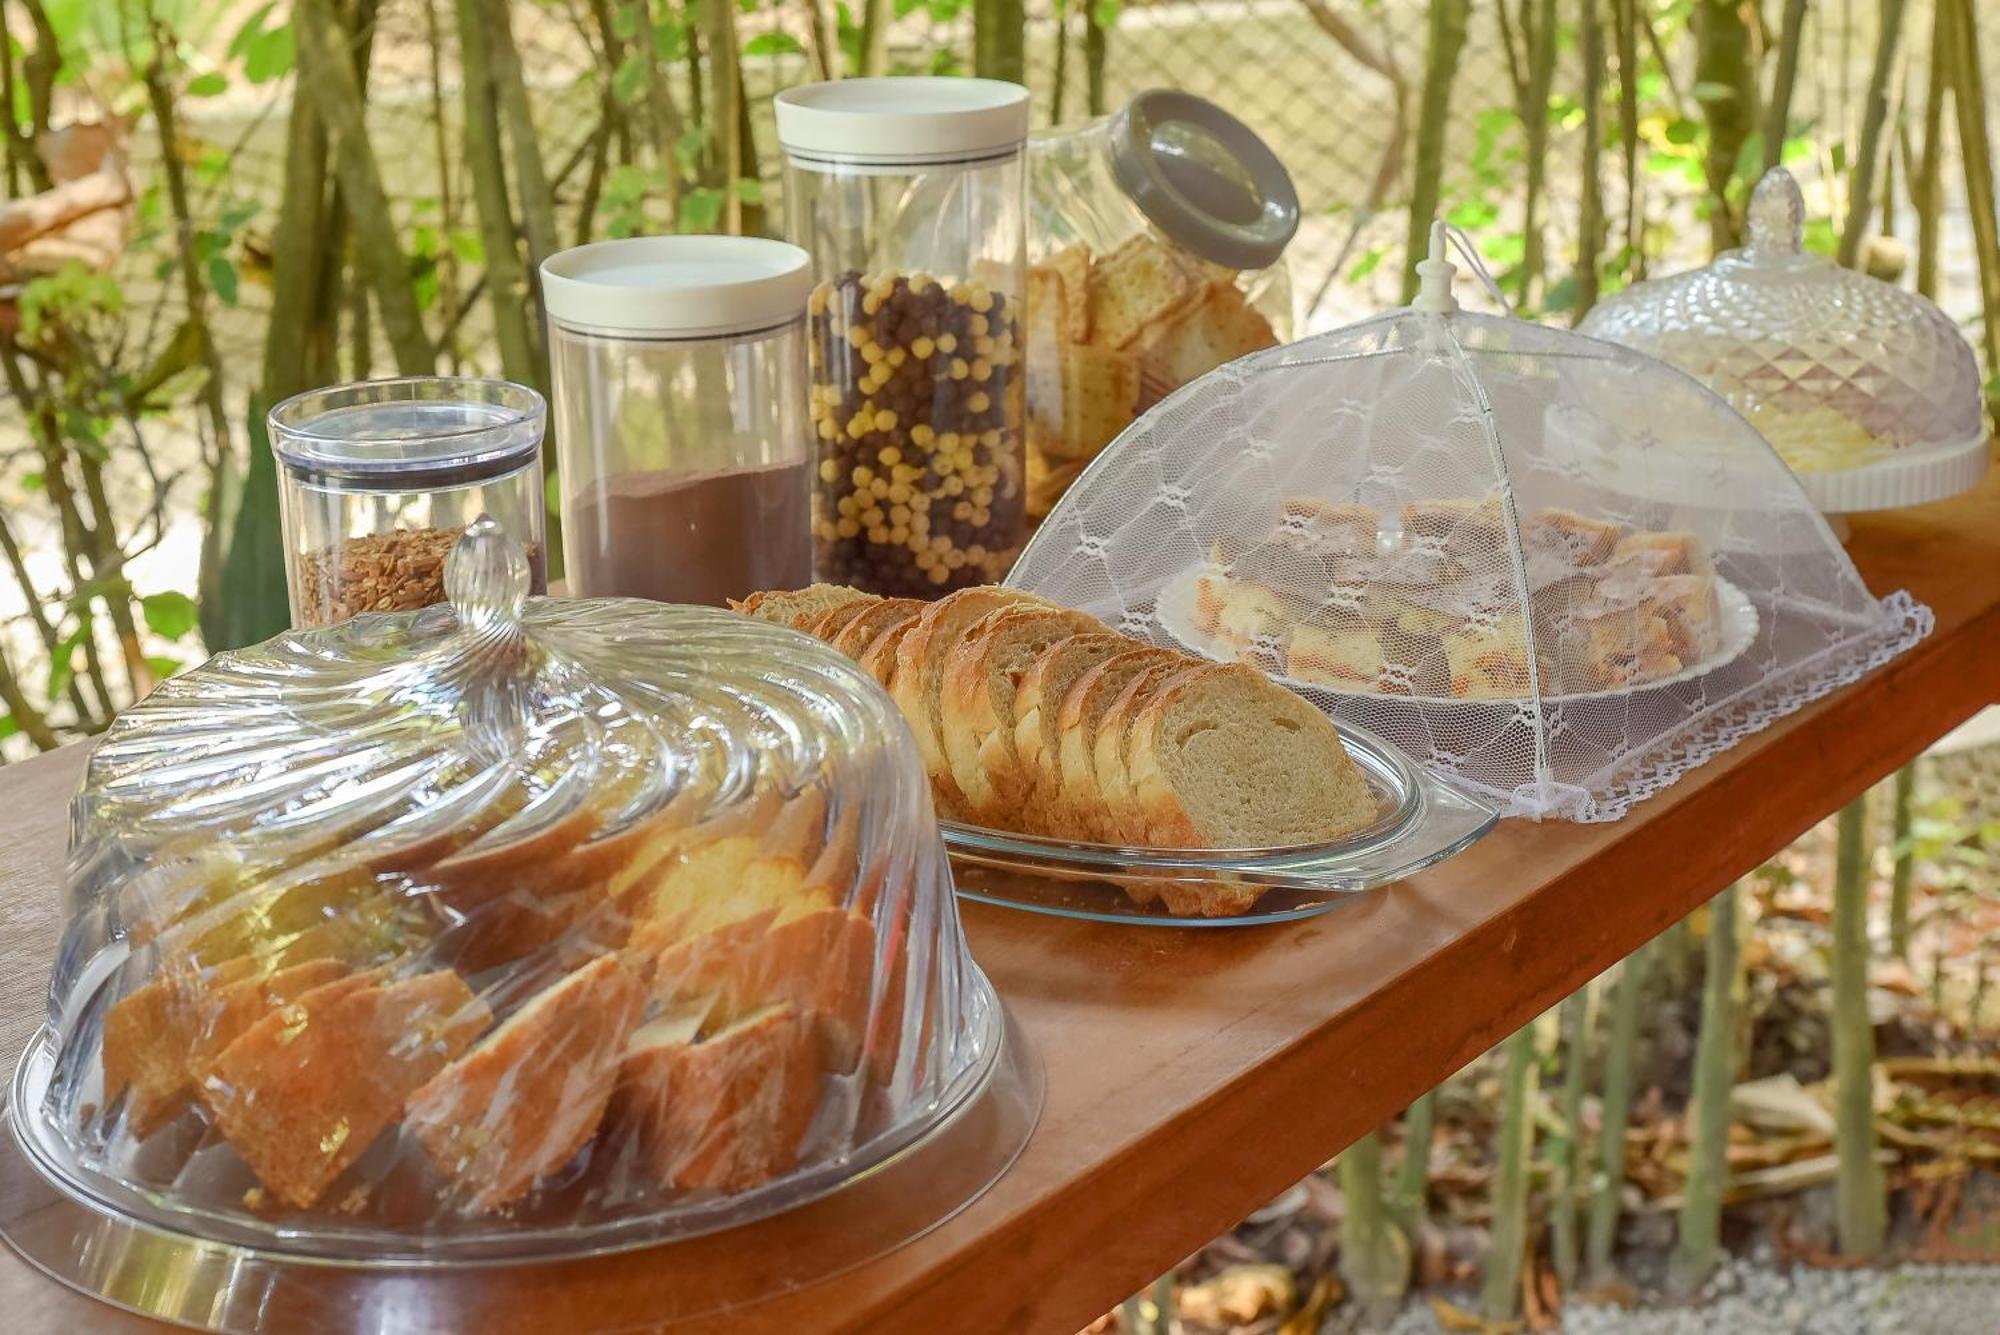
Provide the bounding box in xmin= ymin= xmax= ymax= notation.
xmin=808 ymin=270 xmax=1026 ymax=596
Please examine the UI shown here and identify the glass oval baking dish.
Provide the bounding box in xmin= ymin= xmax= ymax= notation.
xmin=938 ymin=720 xmax=1497 ymax=926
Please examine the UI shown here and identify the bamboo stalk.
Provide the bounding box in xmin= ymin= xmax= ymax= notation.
xmin=1585 ymin=940 xmax=1649 ymax=1282
xmin=857 ymin=0 xmax=891 ymax=77
xmin=1052 ymin=0 xmax=1070 ymax=124
xmin=703 ymin=0 xmax=744 ymax=234
xmin=1889 ymin=764 xmax=1917 ymax=959
xmin=482 ymin=0 xmax=562 ymax=280
xmin=1391 ymin=1090 xmax=1435 ymax=1238
xmin=1942 ymin=0 xmax=2000 ymax=379
xmin=1614 ymin=0 xmax=1642 ymax=277
xmin=426 ymin=0 xmax=462 ymax=372
xmin=1401 ymin=0 xmax=1470 ymax=303
xmin=294 ymin=0 xmax=432 ymax=374
xmin=1669 ymin=883 xmax=1741 ymax=1295
xmin=1084 ymin=2 xmax=1108 ymax=116
xmin=1574 ymin=0 xmax=1607 ymax=318
xmin=1551 ymin=983 xmax=1595 ymax=1288
xmin=1338 ymin=1131 xmax=1410 ymax=1321
xmin=975 ymin=0 xmax=1027 ymax=83
xmin=1831 ymin=795 xmax=1888 ymax=1256
xmin=1837 ymin=0 xmax=1907 ymax=267
xmin=1762 ymin=0 xmax=1809 ymax=170
xmin=1914 ymin=12 xmax=1944 ymax=299
xmin=1480 ymin=1023 xmax=1540 ymax=1321
xmin=454 ymin=0 xmax=542 ymax=389
xmin=801 ymin=0 xmax=837 ymax=80
xmin=1518 ymin=0 xmax=1557 ymax=307
xmin=1692 ymin=0 xmax=1761 ymax=254
xmin=259 ymin=92 xmax=331 ymax=401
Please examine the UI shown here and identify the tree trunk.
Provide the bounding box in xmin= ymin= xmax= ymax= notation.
xmin=1338 ymin=1131 xmax=1410 ymax=1322
xmin=1574 ymin=0 xmax=1608 ymax=318
xmin=1614 ymin=0 xmax=1642 ymax=278
xmin=1401 ymin=0 xmax=1471 ymax=303
xmin=1942 ymin=0 xmax=2000 ymax=380
xmin=1084 ymin=2 xmax=1109 ymax=116
xmin=454 ymin=0 xmax=542 ymax=390
xmin=703 ymin=0 xmax=745 ymax=234
xmin=1551 ymin=983 xmax=1594 ymax=1287
xmin=1831 ymin=795 xmax=1888 ymax=1256
xmin=858 ymin=0 xmax=892 ymax=76
xmin=635 ymin=0 xmax=689 ymax=217
xmin=293 ymin=0 xmax=432 ymax=374
xmin=1889 ymin=764 xmax=1917 ymax=959
xmin=1762 ymin=0 xmax=1809 ymax=170
xmin=1391 ymin=1090 xmax=1435 ymax=1238
xmin=1837 ymin=0 xmax=1907 ymax=267
xmin=1669 ymin=883 xmax=1740 ymax=1296
xmin=1692 ymin=0 xmax=1760 ymax=253
xmin=481 ymin=0 xmax=561 ymax=282
xmin=975 ymin=0 xmax=1027 ymax=84
xmin=1480 ymin=1022 xmax=1540 ymax=1321
xmin=1518 ymin=0 xmax=1557 ymax=307
xmin=1585 ymin=940 xmax=1650 ymax=1282
xmin=1914 ymin=16 xmax=1944 ymax=299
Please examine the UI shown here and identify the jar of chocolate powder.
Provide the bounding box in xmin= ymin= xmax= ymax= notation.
xmin=542 ymin=235 xmax=815 ymax=607
xmin=270 ymin=377 xmax=548 ymax=628
xmin=775 ymin=77 xmax=1030 ymax=596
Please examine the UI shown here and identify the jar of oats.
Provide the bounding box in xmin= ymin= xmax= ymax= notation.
xmin=776 ymin=77 xmax=1030 ymax=596
xmin=270 ymin=377 xmax=548 ymax=628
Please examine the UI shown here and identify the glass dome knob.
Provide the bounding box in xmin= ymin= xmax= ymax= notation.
xmin=1747 ymin=167 xmax=1805 ymax=259
xmin=445 ymin=513 xmax=532 ymax=632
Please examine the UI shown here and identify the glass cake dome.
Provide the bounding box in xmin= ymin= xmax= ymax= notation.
xmin=1007 ymin=227 xmax=1932 ymax=821
xmin=1581 ymin=167 xmax=1988 ymax=512
xmin=12 ymin=518 xmax=1004 ymax=1262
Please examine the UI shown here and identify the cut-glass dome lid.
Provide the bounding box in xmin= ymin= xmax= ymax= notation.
xmin=1580 ymin=168 xmax=1987 ymax=504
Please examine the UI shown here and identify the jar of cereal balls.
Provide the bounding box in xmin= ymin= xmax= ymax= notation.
xmin=775 ymin=77 xmax=1030 ymax=596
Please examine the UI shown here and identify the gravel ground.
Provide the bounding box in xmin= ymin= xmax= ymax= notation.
xmin=1376 ymin=1259 xmax=2000 ymax=1335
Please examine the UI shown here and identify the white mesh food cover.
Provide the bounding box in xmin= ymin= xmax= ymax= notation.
xmin=1006 ymin=297 xmax=1932 ymax=821
xmin=24 ymin=519 xmax=1000 ymax=1258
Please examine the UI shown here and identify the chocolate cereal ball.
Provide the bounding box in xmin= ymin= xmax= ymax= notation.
xmin=808 ymin=270 xmax=1025 ymax=596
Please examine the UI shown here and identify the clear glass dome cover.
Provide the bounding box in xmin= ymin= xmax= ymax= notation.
xmin=20 ymin=518 xmax=1001 ymax=1260
xmin=1008 ymin=261 xmax=1932 ymax=821
xmin=1580 ymin=168 xmax=1986 ymax=491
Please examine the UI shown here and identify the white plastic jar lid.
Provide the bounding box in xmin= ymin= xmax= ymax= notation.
xmin=775 ymin=77 xmax=1030 ymax=167
xmin=540 ymin=235 xmax=813 ymax=339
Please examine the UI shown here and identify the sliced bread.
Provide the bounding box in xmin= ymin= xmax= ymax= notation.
xmin=936 ymin=605 xmax=1109 ymax=824
xmin=805 ymin=597 xmax=885 ymax=644
xmin=1050 ymin=648 xmax=1185 ymax=840
xmin=1090 ymin=663 xmax=1208 ymax=844
xmin=827 ymin=597 xmax=924 ymax=659
xmin=889 ymin=587 xmax=1052 ymax=818
xmin=730 ymin=584 xmax=875 ymax=631
xmin=856 ymin=615 xmax=918 ymax=691
xmin=1122 ymin=662 xmax=1378 ymax=848
xmin=1009 ymin=632 xmax=1134 ymax=830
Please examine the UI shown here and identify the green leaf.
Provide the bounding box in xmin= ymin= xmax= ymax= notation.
xmin=1541 ymin=274 xmax=1580 ymax=314
xmin=186 ymin=71 xmax=228 ymax=98
xmin=611 ymin=0 xmax=641 ymax=40
xmin=742 ymin=32 xmax=805 ymax=56
xmin=1089 ymin=0 xmax=1120 ymax=26
xmin=145 ymin=655 xmax=186 ymax=681
xmin=678 ymin=186 xmax=724 ymax=233
xmin=45 ymin=626 xmax=87 ymax=703
xmin=676 ymin=126 xmax=711 ymax=171
xmin=733 ymin=177 xmax=763 ymax=204
xmin=0 ymin=714 xmax=15 ymax=742
xmin=142 ymin=590 xmax=201 ymax=641
xmin=207 ymin=255 xmax=239 ymax=306
xmin=230 ymin=3 xmax=295 ymax=85
xmin=21 ymin=471 xmax=42 ymax=492
xmin=613 ymin=52 xmax=648 ymax=103
xmin=1664 ymin=117 xmax=1701 ymax=146
xmin=1830 ymin=142 xmax=1848 ymax=174
xmin=1347 ymin=247 xmax=1386 ymax=282
xmin=450 ymin=230 xmax=486 ymax=264
xmin=1690 ymin=80 xmax=1736 ymax=105
xmin=213 ymin=395 xmax=291 ymax=650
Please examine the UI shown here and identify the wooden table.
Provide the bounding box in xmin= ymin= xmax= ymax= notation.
xmin=1 ymin=470 xmax=1996 ymax=1334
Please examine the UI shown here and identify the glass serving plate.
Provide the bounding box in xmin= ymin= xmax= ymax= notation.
xmin=939 ymin=721 xmax=1497 ymax=926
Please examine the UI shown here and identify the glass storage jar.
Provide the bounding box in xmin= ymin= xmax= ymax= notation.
xmin=270 ymin=377 xmax=547 ymax=627
xmin=776 ymin=76 xmax=1031 ymax=596
xmin=1023 ymin=90 xmax=1298 ymax=518
xmin=543 ymin=235 xmax=815 ymax=607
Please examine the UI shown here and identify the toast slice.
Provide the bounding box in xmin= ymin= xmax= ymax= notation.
xmin=1050 ymin=648 xmax=1185 ymax=840
xmin=889 ymin=587 xmax=1052 ymax=818
xmin=937 ymin=605 xmax=1108 ymax=823
xmin=610 ymin=1004 xmax=823 ymax=1194
xmin=730 ymin=584 xmax=876 ymax=631
xmin=1009 ymin=632 xmax=1133 ymax=831
xmin=199 ymin=968 xmax=490 ymax=1208
xmin=827 ymin=597 xmax=924 ymax=659
xmin=404 ymin=955 xmax=645 ymax=1213
xmin=1122 ymin=662 xmax=1379 ymax=848
xmin=1090 ymin=663 xmax=1207 ymax=845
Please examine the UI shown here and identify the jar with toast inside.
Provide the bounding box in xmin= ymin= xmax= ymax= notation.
xmin=777 ymin=77 xmax=1030 ymax=597
xmin=271 ymin=377 xmax=547 ymax=628
xmin=543 ymin=235 xmax=815 ymax=607
xmin=1025 ymin=91 xmax=1298 ymax=518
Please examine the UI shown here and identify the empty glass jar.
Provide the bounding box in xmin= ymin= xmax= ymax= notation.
xmin=543 ymin=235 xmax=815 ymax=607
xmin=270 ymin=377 xmax=547 ymax=628
xmin=776 ymin=76 xmax=1031 ymax=596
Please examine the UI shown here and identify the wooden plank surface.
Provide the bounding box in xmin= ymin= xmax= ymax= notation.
xmin=0 ymin=468 xmax=1996 ymax=1334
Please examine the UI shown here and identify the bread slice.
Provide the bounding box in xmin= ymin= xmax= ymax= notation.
xmin=1010 ymin=632 xmax=1134 ymax=830
xmin=199 ymin=968 xmax=490 ymax=1208
xmin=1051 ymin=648 xmax=1184 ymax=840
xmin=890 ymin=587 xmax=1052 ymax=818
xmin=805 ymin=596 xmax=885 ymax=644
xmin=937 ymin=605 xmax=1109 ymax=823
xmin=730 ymin=584 xmax=876 ymax=631
xmin=856 ymin=615 xmax=918 ymax=690
xmin=1091 ymin=663 xmax=1208 ymax=845
xmin=827 ymin=597 xmax=924 ymax=659
xmin=404 ymin=955 xmax=645 ymax=1214
xmin=610 ymin=1004 xmax=822 ymax=1194
xmin=1121 ymin=663 xmax=1379 ymax=848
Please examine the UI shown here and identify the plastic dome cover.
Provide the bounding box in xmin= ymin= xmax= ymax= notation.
xmin=23 ymin=519 xmax=1000 ymax=1258
xmin=1006 ymin=278 xmax=1932 ymax=821
xmin=1580 ymin=167 xmax=1986 ymax=477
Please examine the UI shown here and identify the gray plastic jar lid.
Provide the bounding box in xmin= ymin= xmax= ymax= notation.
xmin=1107 ymin=90 xmax=1300 ymax=272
